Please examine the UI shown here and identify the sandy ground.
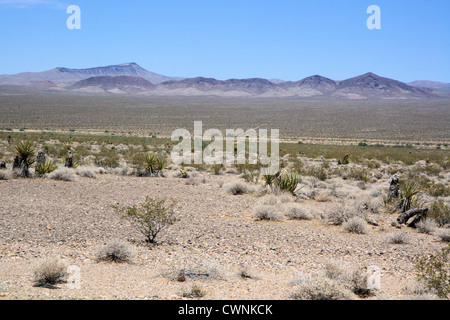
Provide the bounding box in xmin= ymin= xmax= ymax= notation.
xmin=0 ymin=171 xmax=446 ymax=300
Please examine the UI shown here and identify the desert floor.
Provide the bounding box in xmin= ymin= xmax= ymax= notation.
xmin=0 ymin=168 xmax=446 ymax=300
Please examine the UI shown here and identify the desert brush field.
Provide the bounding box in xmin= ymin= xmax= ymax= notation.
xmin=0 ymin=94 xmax=449 ymax=300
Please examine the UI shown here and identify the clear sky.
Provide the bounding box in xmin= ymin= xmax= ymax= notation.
xmin=0 ymin=0 xmax=449 ymax=82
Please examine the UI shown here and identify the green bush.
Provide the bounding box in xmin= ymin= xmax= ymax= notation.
xmin=415 ymin=245 xmax=450 ymax=299
xmin=111 ymin=196 xmax=179 ymax=244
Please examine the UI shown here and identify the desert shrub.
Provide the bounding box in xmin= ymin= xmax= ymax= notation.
xmin=437 ymin=229 xmax=450 ymax=243
xmin=428 ymin=200 xmax=450 ymax=227
xmin=302 ymin=165 xmax=328 ymax=181
xmin=48 ymin=168 xmax=76 ymax=181
xmin=324 ymin=261 xmax=377 ymax=298
xmin=416 ymin=219 xmax=438 ymax=235
xmin=290 ymin=275 xmax=356 ymax=300
xmin=386 ymin=231 xmax=409 ymax=244
xmin=224 ymin=181 xmax=258 ymax=195
xmin=260 ymin=195 xmax=279 ymax=206
xmin=111 ymin=196 xmax=179 ymax=244
xmin=177 ymin=168 xmax=190 ymax=179
xmin=402 ymin=280 xmax=440 ymax=300
xmin=241 ymin=169 xmax=260 ymax=184
xmin=428 ymin=183 xmax=450 ymax=198
xmin=237 ymin=264 xmax=260 ymax=280
xmin=75 ymin=167 xmax=97 ymax=179
xmin=285 ymin=204 xmax=314 ymax=220
xmin=164 ymin=261 xmax=222 ymax=281
xmin=275 ymin=170 xmax=301 ymax=194
xmin=415 ymin=244 xmax=450 ymax=299
xmin=181 ymin=284 xmax=207 ymax=298
xmin=322 ymin=204 xmax=363 ymax=226
xmin=366 ymin=160 xmax=381 ymax=169
xmin=0 ymin=170 xmax=12 ymax=180
xmin=97 ymin=240 xmax=135 ymax=263
xmin=33 ymin=257 xmax=67 ymax=286
xmin=210 ymin=164 xmax=224 ymax=175
xmin=253 ymin=205 xmax=284 ymax=221
xmin=343 ymin=217 xmax=368 ymax=234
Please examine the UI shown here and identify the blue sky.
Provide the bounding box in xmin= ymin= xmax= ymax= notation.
xmin=0 ymin=0 xmax=449 ymax=82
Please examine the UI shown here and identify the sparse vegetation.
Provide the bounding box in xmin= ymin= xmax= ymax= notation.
xmin=343 ymin=217 xmax=368 ymax=234
xmin=97 ymin=240 xmax=135 ymax=263
xmin=181 ymin=284 xmax=207 ymax=298
xmin=48 ymin=168 xmax=76 ymax=181
xmin=415 ymin=244 xmax=450 ymax=299
xmin=253 ymin=205 xmax=284 ymax=221
xmin=111 ymin=196 xmax=179 ymax=244
xmin=33 ymin=257 xmax=67 ymax=287
xmin=224 ymin=181 xmax=258 ymax=195
xmin=386 ymin=231 xmax=409 ymax=244
xmin=290 ymin=275 xmax=356 ymax=300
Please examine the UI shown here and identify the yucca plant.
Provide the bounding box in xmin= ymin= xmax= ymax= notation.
xmin=155 ymin=155 xmax=167 ymax=172
xmin=13 ymin=140 xmax=36 ymax=177
xmin=144 ymin=153 xmax=166 ymax=176
xmin=261 ymin=166 xmax=280 ymax=190
xmin=275 ymin=170 xmax=301 ymax=194
xmin=144 ymin=153 xmax=158 ymax=174
xmin=35 ymin=161 xmax=57 ymax=176
xmin=398 ymin=180 xmax=420 ymax=212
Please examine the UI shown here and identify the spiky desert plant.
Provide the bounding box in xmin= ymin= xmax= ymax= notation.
xmin=13 ymin=140 xmax=36 ymax=177
xmin=111 ymin=196 xmax=179 ymax=244
xmin=261 ymin=166 xmax=280 ymax=189
xmin=144 ymin=152 xmax=158 ymax=175
xmin=275 ymin=170 xmax=301 ymax=194
xmin=35 ymin=161 xmax=57 ymax=176
xmin=398 ymin=180 xmax=420 ymax=212
xmin=154 ymin=155 xmax=167 ymax=172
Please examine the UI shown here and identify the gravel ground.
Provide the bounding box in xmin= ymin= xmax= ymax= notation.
xmin=0 ymin=171 xmax=446 ymax=300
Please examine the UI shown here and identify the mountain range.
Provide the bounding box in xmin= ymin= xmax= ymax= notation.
xmin=0 ymin=63 xmax=448 ymax=99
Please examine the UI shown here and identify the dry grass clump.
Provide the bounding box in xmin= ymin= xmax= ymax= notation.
xmin=253 ymin=205 xmax=284 ymax=221
xmin=323 ymin=260 xmax=377 ymax=298
xmin=436 ymin=229 xmax=450 ymax=242
xmin=386 ymin=231 xmax=409 ymax=244
xmin=48 ymin=168 xmax=77 ymax=181
xmin=343 ymin=217 xmax=368 ymax=234
xmin=223 ymin=181 xmax=258 ymax=195
xmin=415 ymin=219 xmax=438 ymax=235
xmin=284 ymin=204 xmax=315 ymax=221
xmin=0 ymin=170 xmax=13 ymax=180
xmin=96 ymin=240 xmax=135 ymax=263
xmin=322 ymin=203 xmax=364 ymax=226
xmin=402 ymin=280 xmax=440 ymax=300
xmin=163 ymin=261 xmax=222 ymax=281
xmin=290 ymin=275 xmax=356 ymax=300
xmin=33 ymin=257 xmax=67 ymax=287
xmin=236 ymin=264 xmax=261 ymax=280
xmin=75 ymin=166 xmax=97 ymax=179
xmin=180 ymin=284 xmax=207 ymax=298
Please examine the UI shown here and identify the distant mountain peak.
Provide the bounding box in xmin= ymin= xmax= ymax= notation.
xmin=0 ymin=65 xmax=443 ymax=99
xmin=0 ymin=63 xmax=182 ymax=85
